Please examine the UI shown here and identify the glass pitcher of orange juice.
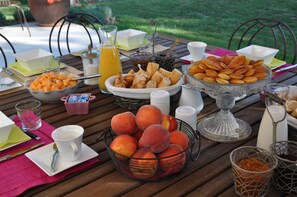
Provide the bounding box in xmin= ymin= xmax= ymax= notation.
xmin=98 ymin=25 xmax=122 ymax=94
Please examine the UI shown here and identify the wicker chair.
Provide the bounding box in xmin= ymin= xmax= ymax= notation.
xmin=49 ymin=13 xmax=104 ymax=56
xmin=0 ymin=0 xmax=31 ymax=37
xmin=228 ymin=18 xmax=297 ymax=64
xmin=0 ymin=33 xmax=16 ymax=68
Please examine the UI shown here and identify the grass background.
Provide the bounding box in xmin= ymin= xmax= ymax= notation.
xmin=1 ymin=0 xmax=297 ymax=60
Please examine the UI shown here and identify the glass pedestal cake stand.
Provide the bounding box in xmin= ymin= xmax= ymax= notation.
xmin=185 ymin=69 xmax=271 ymax=143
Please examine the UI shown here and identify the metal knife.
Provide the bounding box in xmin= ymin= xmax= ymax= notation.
xmin=2 ymin=67 xmax=24 ymax=82
xmin=274 ymin=64 xmax=297 ymax=73
xmin=0 ymin=142 xmax=45 ymax=162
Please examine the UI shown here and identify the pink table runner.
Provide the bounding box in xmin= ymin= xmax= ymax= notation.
xmin=0 ymin=117 xmax=98 ymax=197
xmin=182 ymin=48 xmax=295 ymax=79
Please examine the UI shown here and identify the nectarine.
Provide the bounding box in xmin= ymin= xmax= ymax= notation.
xmin=135 ymin=105 xmax=163 ymax=130
xmin=110 ymin=134 xmax=137 ymax=158
xmin=133 ymin=128 xmax=144 ymax=142
xmin=159 ymin=144 xmax=186 ymax=175
xmin=111 ymin=112 xmax=137 ymax=135
xmin=129 ymin=148 xmax=158 ymax=179
xmin=170 ymin=130 xmax=190 ymax=150
xmin=138 ymin=124 xmax=170 ymax=153
xmin=161 ymin=114 xmax=178 ymax=132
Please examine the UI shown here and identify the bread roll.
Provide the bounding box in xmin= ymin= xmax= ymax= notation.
xmin=151 ymin=71 xmax=164 ymax=84
xmin=114 ymin=73 xmax=127 ymax=88
xmin=147 ymin=62 xmax=159 ymax=77
xmin=291 ymin=108 xmax=297 ymax=118
xmin=159 ymin=68 xmax=171 ymax=77
xmin=131 ymin=74 xmax=146 ymax=88
xmin=286 ymin=100 xmax=297 ymax=113
xmin=145 ymin=80 xmax=157 ymax=88
xmin=124 ymin=70 xmax=135 ymax=88
xmin=157 ymin=77 xmax=171 ymax=88
xmin=169 ymin=68 xmax=182 ymax=85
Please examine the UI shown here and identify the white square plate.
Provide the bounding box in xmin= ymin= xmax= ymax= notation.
xmin=25 ymin=142 xmax=98 ymax=176
xmin=180 ymin=53 xmax=219 ymax=62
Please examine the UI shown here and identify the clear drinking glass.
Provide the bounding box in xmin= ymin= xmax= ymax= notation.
xmin=15 ymin=100 xmax=42 ymax=131
xmin=98 ymin=25 xmax=122 ymax=94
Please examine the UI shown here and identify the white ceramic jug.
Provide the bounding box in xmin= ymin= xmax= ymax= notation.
xmin=257 ymin=108 xmax=288 ymax=152
xmin=178 ymin=84 xmax=204 ymax=113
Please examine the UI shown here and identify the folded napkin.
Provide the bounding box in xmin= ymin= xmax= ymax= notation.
xmin=0 ymin=117 xmax=98 ymax=197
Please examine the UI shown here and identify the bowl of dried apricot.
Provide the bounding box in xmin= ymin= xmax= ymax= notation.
xmin=25 ymin=72 xmax=79 ymax=103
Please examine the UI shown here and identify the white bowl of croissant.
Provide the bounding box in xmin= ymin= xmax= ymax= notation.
xmin=105 ymin=62 xmax=183 ymax=99
xmin=285 ymin=86 xmax=297 ymax=129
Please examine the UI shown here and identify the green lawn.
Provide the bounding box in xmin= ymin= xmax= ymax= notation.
xmin=1 ymin=0 xmax=297 ymax=59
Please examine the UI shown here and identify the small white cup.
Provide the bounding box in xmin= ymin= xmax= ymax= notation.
xmin=187 ymin=41 xmax=207 ymax=62
xmin=150 ymin=90 xmax=170 ymax=114
xmin=51 ymin=125 xmax=84 ymax=162
xmin=175 ymin=106 xmax=197 ymax=130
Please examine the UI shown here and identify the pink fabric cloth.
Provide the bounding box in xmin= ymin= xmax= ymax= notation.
xmin=181 ymin=48 xmax=295 ymax=78
xmin=0 ymin=117 xmax=98 ymax=197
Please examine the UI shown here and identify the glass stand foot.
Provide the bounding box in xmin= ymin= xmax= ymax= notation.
xmin=198 ymin=116 xmax=252 ymax=143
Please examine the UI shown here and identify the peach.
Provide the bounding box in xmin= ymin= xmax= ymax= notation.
xmin=161 ymin=114 xmax=178 ymax=132
xmin=109 ymin=134 xmax=138 ymax=158
xmin=138 ymin=124 xmax=170 ymax=153
xmin=133 ymin=128 xmax=144 ymax=142
xmin=129 ymin=148 xmax=158 ymax=179
xmin=135 ymin=105 xmax=163 ymax=130
xmin=159 ymin=144 xmax=186 ymax=175
xmin=111 ymin=112 xmax=137 ymax=135
xmin=170 ymin=130 xmax=190 ymax=150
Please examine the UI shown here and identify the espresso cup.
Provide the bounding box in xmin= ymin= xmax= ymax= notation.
xmin=51 ymin=125 xmax=84 ymax=162
xmin=187 ymin=41 xmax=207 ymax=62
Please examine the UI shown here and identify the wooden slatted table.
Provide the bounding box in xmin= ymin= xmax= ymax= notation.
xmin=1 ymin=34 xmax=296 ymax=197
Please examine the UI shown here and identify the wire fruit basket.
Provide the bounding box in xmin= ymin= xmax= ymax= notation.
xmin=104 ymin=119 xmax=200 ymax=181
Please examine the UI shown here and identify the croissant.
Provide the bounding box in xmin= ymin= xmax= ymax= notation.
xmin=114 ymin=73 xmax=127 ymax=88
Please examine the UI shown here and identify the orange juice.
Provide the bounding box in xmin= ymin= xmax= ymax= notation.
xmin=98 ymin=46 xmax=122 ymax=92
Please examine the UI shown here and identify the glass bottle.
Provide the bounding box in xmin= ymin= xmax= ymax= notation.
xmin=98 ymin=25 xmax=122 ymax=94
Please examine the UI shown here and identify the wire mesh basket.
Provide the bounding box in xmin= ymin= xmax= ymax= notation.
xmin=130 ymin=52 xmax=154 ymax=72
xmin=270 ymin=141 xmax=297 ymax=194
xmin=230 ymin=146 xmax=278 ymax=197
xmin=104 ymin=119 xmax=200 ymax=181
xmin=114 ymin=95 xmax=175 ymax=110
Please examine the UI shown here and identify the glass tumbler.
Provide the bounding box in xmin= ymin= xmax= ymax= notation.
xmin=81 ymin=50 xmax=99 ymax=85
xmin=15 ymin=100 xmax=42 ymax=131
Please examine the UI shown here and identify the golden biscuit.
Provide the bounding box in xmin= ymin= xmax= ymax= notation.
xmin=220 ymin=56 xmax=234 ymax=65
xmin=244 ymin=58 xmax=251 ymax=65
xmin=253 ymin=72 xmax=268 ymax=80
xmin=251 ymin=60 xmax=264 ymax=66
xmin=220 ymin=68 xmax=234 ymax=75
xmin=234 ymin=67 xmax=248 ymax=75
xmin=228 ymin=56 xmax=246 ymax=69
xmin=205 ymin=69 xmax=218 ymax=77
xmin=244 ymin=68 xmax=255 ymax=76
xmin=203 ymin=77 xmax=216 ymax=83
xmin=243 ymin=76 xmax=258 ymax=83
xmin=254 ymin=65 xmax=267 ymax=73
xmin=206 ymin=63 xmax=223 ymax=71
xmin=194 ymin=73 xmax=208 ymax=79
xmin=218 ymin=73 xmax=231 ymax=80
xmin=219 ymin=62 xmax=228 ymax=69
xmin=198 ymin=62 xmax=208 ymax=70
xmin=188 ymin=65 xmax=204 ymax=75
xmin=247 ymin=65 xmax=254 ymax=69
xmin=234 ymin=65 xmax=247 ymax=70
xmin=230 ymin=79 xmax=245 ymax=84
xmin=229 ymin=73 xmax=244 ymax=79
xmin=216 ymin=78 xmax=229 ymax=84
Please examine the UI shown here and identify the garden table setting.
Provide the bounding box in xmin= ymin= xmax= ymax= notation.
xmin=1 ymin=29 xmax=297 ymax=197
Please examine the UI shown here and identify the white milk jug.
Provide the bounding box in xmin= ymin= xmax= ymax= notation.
xmin=179 ymin=85 xmax=204 ymax=113
xmin=257 ymin=107 xmax=288 ymax=152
